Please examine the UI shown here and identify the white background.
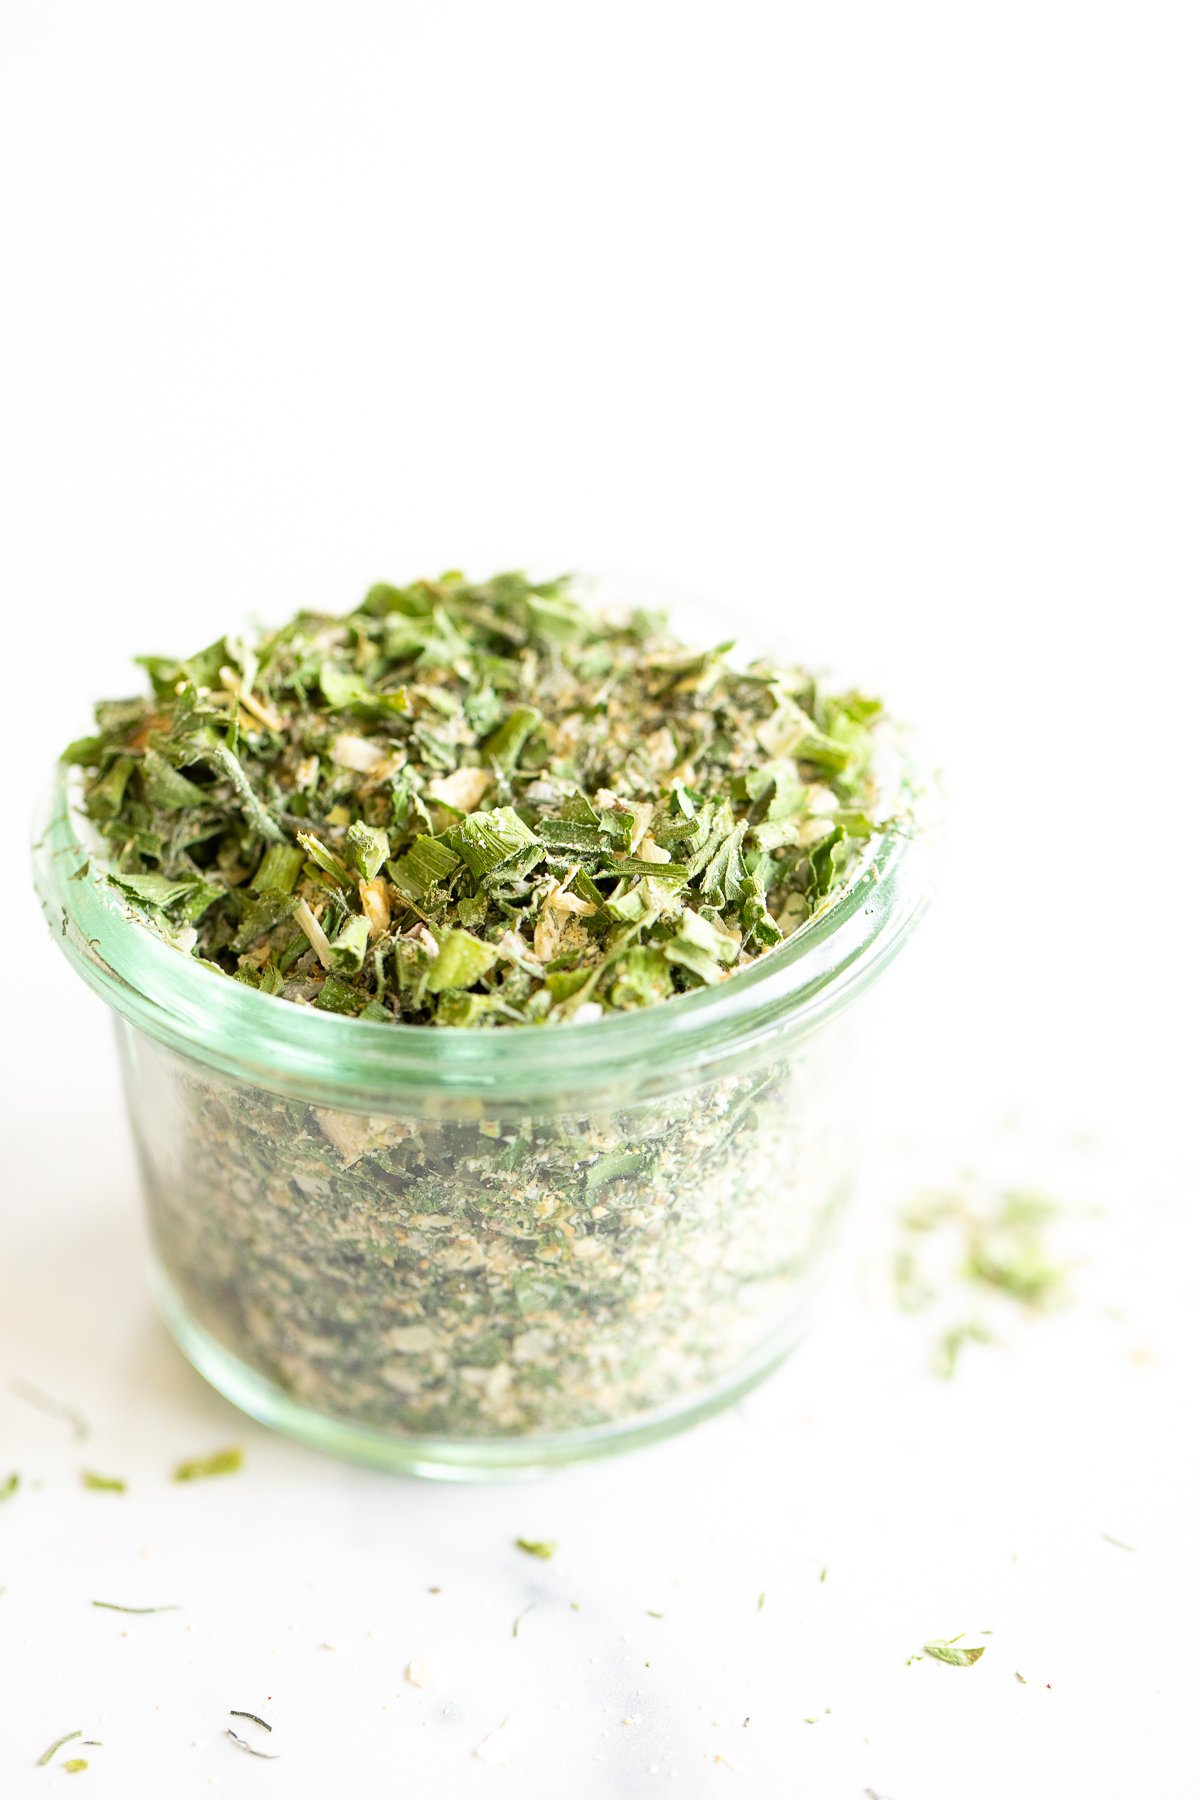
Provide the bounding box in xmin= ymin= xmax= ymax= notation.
xmin=1 ymin=5 xmax=1197 ymax=1796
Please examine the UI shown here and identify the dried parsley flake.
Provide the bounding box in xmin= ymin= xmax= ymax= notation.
xmin=515 ymin=1537 xmax=556 ymax=1560
xmin=923 ymin=1638 xmax=986 ymax=1667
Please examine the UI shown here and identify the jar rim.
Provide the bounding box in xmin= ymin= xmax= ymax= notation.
xmin=34 ymin=739 xmax=936 ymax=1106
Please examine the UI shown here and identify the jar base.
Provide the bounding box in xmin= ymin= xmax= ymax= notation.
xmin=148 ymin=1258 xmax=807 ymax=1481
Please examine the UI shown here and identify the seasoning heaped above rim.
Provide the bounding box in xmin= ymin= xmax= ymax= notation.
xmin=45 ymin=573 xmax=921 ymax=1052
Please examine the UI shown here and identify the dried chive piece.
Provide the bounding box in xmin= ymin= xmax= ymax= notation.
xmin=230 ymin=1711 xmax=272 ymax=1732
xmin=11 ymin=1380 xmax=88 ymax=1441
xmin=515 ymin=1537 xmax=556 ymax=1560
xmin=172 ymin=1447 xmax=243 ymax=1481
xmin=62 ymin=571 xmax=886 ymax=1025
xmin=36 ymin=1731 xmax=82 ymax=1767
xmin=91 ymin=1600 xmax=181 ymax=1614
xmin=81 ymin=1471 xmax=126 ymax=1493
xmin=226 ymin=1728 xmax=279 ymax=1760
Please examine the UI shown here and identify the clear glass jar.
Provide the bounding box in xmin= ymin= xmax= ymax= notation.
xmin=34 ymin=674 xmax=933 ymax=1479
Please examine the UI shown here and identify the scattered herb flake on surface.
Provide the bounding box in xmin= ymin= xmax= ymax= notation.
xmin=897 ymin=1181 xmax=1067 ymax=1373
xmin=62 ymin=1761 xmax=88 ymax=1774
xmin=923 ymin=1638 xmax=986 ymax=1667
xmin=226 ymin=1729 xmax=279 ymax=1760
xmin=516 ymin=1537 xmax=556 ymax=1560
xmin=36 ymin=1731 xmax=81 ymax=1767
xmin=81 ymin=1471 xmax=126 ymax=1493
xmin=1 ymin=1472 xmax=18 ymax=1502
xmin=230 ymin=1712 xmax=272 ymax=1732
xmin=91 ymin=1600 xmax=181 ymax=1614
xmin=173 ymin=1447 xmax=243 ymax=1481
xmin=11 ymin=1380 xmax=88 ymax=1440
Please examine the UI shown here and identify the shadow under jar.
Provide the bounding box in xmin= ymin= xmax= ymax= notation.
xmin=36 ymin=745 xmax=932 ymax=1481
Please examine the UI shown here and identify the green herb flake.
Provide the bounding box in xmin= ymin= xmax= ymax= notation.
xmin=923 ymin=1638 xmax=986 ymax=1667
xmin=1 ymin=1472 xmax=18 ymax=1502
xmin=426 ymin=930 xmax=499 ymax=994
xmin=63 ymin=1761 xmax=89 ymax=1774
xmin=173 ymin=1447 xmax=243 ymax=1481
xmin=81 ymin=1471 xmax=126 ymax=1493
xmin=515 ymin=1537 xmax=556 ymax=1560
xmin=230 ymin=1711 xmax=272 ymax=1732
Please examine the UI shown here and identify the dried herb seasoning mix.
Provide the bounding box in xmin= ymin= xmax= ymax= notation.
xmin=64 ymin=572 xmax=882 ymax=1024
xmin=46 ymin=572 xmax=920 ymax=1466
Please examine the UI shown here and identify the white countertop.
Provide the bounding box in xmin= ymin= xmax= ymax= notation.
xmin=3 ymin=925 xmax=1195 ymax=1799
xmin=3 ymin=5 xmax=1198 ymax=1792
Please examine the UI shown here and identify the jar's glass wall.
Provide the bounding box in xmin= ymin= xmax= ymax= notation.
xmin=117 ymin=1008 xmax=859 ymax=1469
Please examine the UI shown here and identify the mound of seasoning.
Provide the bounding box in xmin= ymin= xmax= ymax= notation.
xmin=62 ymin=573 xmax=890 ymax=1443
xmin=64 ymin=572 xmax=883 ymax=1025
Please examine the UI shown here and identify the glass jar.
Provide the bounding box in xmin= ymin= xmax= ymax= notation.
xmin=34 ymin=672 xmax=933 ymax=1479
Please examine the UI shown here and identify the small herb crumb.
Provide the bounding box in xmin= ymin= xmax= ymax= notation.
xmin=1015 ymin=1671 xmax=1027 ymax=1684
xmin=62 ymin=1760 xmax=88 ymax=1774
xmin=229 ymin=1711 xmax=272 ymax=1732
xmin=81 ymin=1471 xmax=126 ymax=1494
xmin=173 ymin=1448 xmax=243 ymax=1481
xmin=1100 ymin=1532 xmax=1137 ymax=1552
xmin=515 ymin=1537 xmax=556 ymax=1560
xmin=757 ymin=1592 xmax=766 ymax=1611
xmin=1 ymin=1472 xmax=18 ymax=1502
